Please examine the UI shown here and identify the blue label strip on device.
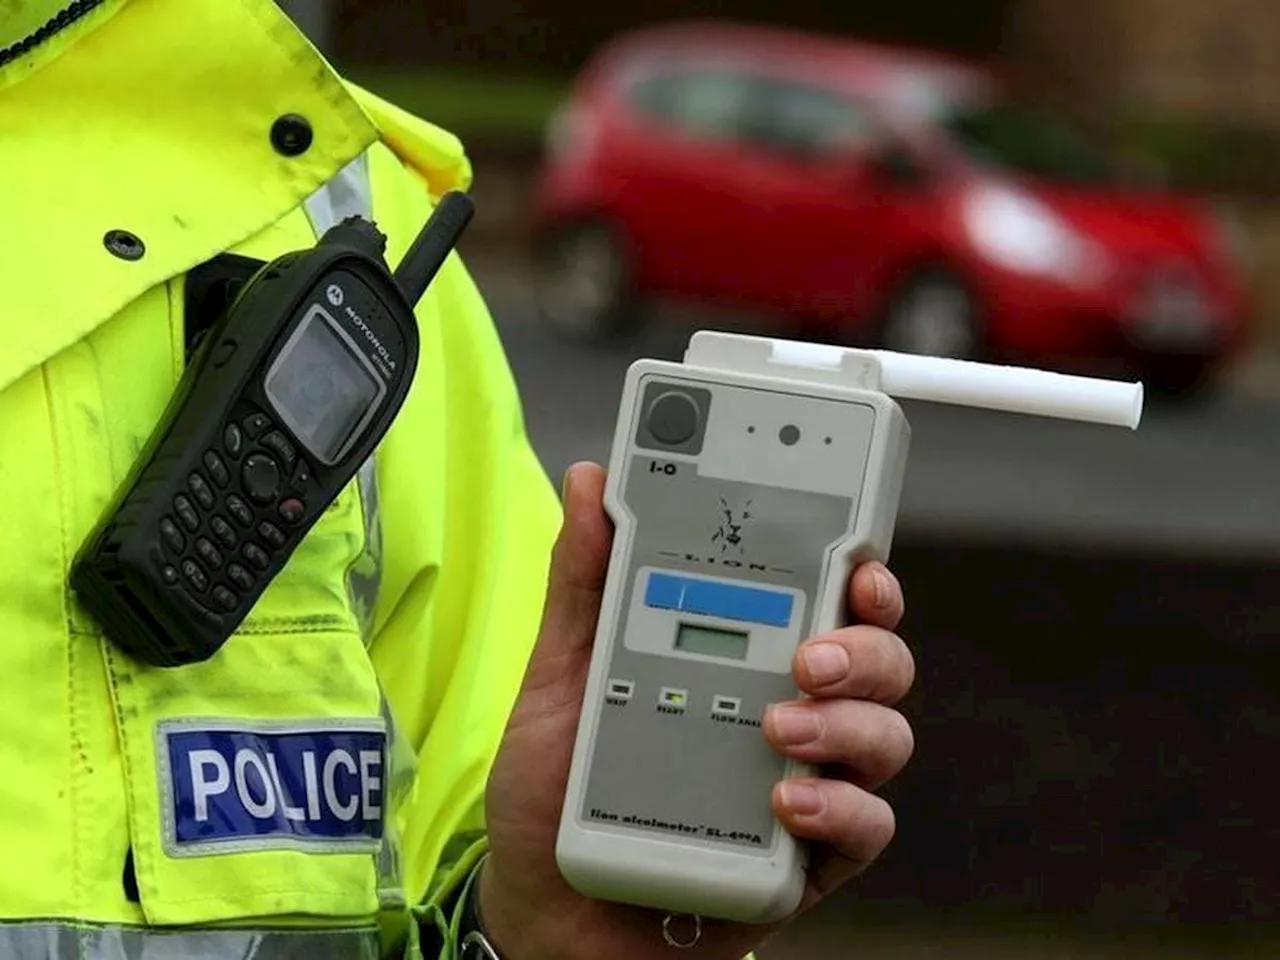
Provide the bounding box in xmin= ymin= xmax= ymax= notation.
xmin=645 ymin=571 xmax=793 ymax=628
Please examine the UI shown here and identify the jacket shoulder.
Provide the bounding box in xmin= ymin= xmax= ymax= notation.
xmin=343 ymin=81 xmax=474 ymax=196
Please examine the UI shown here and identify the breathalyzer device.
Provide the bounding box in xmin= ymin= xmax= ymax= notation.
xmin=71 ymin=193 xmax=475 ymax=668
xmin=556 ymin=331 xmax=1143 ymax=924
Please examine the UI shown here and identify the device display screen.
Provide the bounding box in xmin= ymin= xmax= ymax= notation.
xmin=675 ymin=623 xmax=750 ymax=661
xmin=265 ymin=309 xmax=383 ymax=463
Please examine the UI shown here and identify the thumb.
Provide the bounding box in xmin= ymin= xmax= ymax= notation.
xmin=521 ymin=461 xmax=613 ymax=702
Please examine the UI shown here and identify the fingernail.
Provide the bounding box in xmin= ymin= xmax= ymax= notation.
xmin=873 ymin=567 xmax=894 ymax=608
xmin=561 ymin=467 xmax=573 ymax=501
xmin=768 ymin=705 xmax=821 ymax=745
xmin=780 ymin=781 xmax=824 ymax=817
xmin=802 ymin=642 xmax=849 ymax=687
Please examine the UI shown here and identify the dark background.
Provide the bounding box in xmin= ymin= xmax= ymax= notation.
xmin=329 ymin=0 xmax=1012 ymax=70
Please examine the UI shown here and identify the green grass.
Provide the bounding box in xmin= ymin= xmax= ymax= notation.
xmin=340 ymin=65 xmax=571 ymax=144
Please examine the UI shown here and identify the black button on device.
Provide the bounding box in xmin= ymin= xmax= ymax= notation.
xmin=209 ymin=515 xmax=237 ymax=549
xmin=225 ymin=494 xmax=253 ymax=529
xmin=159 ymin=518 xmax=186 ymax=554
xmin=290 ymin=460 xmax=311 ymax=490
xmin=181 ymin=559 xmax=209 ymax=593
xmin=195 ymin=538 xmax=223 ymax=570
xmin=189 ymin=473 xmax=215 ymax=510
xmin=162 ymin=565 xmax=179 ymax=585
xmin=278 ymin=498 xmax=305 ymax=524
xmin=270 ymin=114 xmax=313 ymax=157
xmin=174 ymin=495 xmax=200 ymax=532
xmin=203 ymin=451 xmax=230 ymax=488
xmin=212 ymin=586 xmax=238 ymax=613
xmin=223 ymin=423 xmax=244 ymax=459
xmin=260 ymin=431 xmax=296 ymax=470
xmin=258 ymin=522 xmax=286 ymax=549
xmin=243 ymin=543 xmax=270 ymax=571
xmin=227 ymin=563 xmax=254 ymax=592
xmin=243 ymin=413 xmax=271 ymax=439
xmin=647 ymin=391 xmax=700 ymax=446
xmin=242 ymin=454 xmax=281 ymax=504
xmin=211 ymin=339 xmax=237 ymax=369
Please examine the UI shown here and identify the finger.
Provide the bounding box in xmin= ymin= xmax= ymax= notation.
xmin=765 ymin=700 xmax=914 ymax=790
xmin=798 ymin=844 xmax=880 ymax=911
xmin=518 ymin=462 xmax=613 ymax=703
xmin=793 ymin=625 xmax=915 ymax=705
xmin=847 ymin=561 xmax=904 ymax=631
xmin=773 ymin=778 xmax=896 ymax=870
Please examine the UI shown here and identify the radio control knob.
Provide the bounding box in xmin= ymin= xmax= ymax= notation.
xmin=241 ymin=454 xmax=281 ymax=504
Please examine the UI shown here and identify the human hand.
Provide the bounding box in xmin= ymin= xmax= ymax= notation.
xmin=479 ymin=462 xmax=915 ymax=959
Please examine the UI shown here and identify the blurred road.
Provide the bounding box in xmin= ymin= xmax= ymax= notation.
xmin=472 ymin=262 xmax=1280 ymax=560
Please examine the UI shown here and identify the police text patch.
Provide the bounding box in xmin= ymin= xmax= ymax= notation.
xmin=157 ymin=718 xmax=386 ymax=857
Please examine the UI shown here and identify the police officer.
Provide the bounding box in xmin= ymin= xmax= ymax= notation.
xmin=0 ymin=2 xmax=916 ymax=958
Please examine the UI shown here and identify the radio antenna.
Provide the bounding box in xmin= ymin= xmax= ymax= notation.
xmin=393 ymin=191 xmax=476 ymax=307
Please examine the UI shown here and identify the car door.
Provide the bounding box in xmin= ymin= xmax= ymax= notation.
xmin=738 ymin=78 xmax=921 ymax=322
xmin=611 ymin=68 xmax=777 ymax=303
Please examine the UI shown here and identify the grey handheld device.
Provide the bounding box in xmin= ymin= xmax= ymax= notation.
xmin=555 ymin=330 xmax=1143 ymax=924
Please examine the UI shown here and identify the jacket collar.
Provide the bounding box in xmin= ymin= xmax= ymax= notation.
xmin=0 ymin=0 xmax=379 ymax=396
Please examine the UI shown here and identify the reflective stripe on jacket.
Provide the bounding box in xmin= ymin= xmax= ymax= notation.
xmin=0 ymin=1 xmax=561 ymax=956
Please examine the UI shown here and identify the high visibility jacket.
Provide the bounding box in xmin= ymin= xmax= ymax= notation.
xmin=0 ymin=1 xmax=561 ymax=957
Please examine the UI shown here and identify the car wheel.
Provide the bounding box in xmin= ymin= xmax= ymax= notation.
xmin=879 ymin=268 xmax=983 ymax=360
xmin=1141 ymin=355 xmax=1216 ymax=401
xmin=534 ymin=220 xmax=637 ymax=342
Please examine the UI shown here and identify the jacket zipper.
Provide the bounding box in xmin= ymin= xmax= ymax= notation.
xmin=0 ymin=0 xmax=107 ymax=69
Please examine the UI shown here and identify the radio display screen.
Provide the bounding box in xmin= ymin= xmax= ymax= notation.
xmin=265 ymin=307 xmax=382 ymax=463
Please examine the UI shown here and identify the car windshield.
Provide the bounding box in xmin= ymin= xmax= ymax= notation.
xmin=937 ymin=101 xmax=1120 ymax=185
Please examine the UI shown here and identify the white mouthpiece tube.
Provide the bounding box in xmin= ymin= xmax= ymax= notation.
xmin=868 ymin=351 xmax=1144 ymax=429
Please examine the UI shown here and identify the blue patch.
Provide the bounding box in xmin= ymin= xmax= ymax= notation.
xmin=645 ymin=571 xmax=795 ymax=628
xmin=158 ymin=719 xmax=386 ymax=857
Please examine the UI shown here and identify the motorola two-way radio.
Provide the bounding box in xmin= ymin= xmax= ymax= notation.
xmin=71 ymin=192 xmax=475 ymax=668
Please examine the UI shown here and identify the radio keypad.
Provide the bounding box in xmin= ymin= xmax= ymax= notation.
xmin=195 ymin=537 xmax=223 ymax=570
xmin=243 ymin=412 xmax=271 ymax=438
xmin=203 ymin=451 xmax=230 ymax=488
xmin=261 ymin=431 xmax=296 ymax=470
xmin=163 ymin=406 xmax=318 ymax=616
xmin=223 ymin=424 xmax=244 ymax=459
xmin=189 ymin=473 xmax=215 ymax=511
xmin=212 ymin=586 xmax=238 ymax=612
xmin=278 ymin=497 xmax=305 ymax=524
xmin=241 ymin=454 xmax=281 ymax=504
xmin=258 ymin=522 xmax=286 ymax=549
xmin=174 ymin=495 xmax=200 ymax=532
xmin=242 ymin=542 xmax=270 ymax=571
xmin=181 ymin=559 xmax=209 ymax=593
xmin=225 ymin=495 xmax=253 ymax=528
xmin=209 ymin=516 xmax=237 ymax=549
xmin=227 ymin=563 xmax=254 ymax=592
xmin=160 ymin=518 xmax=186 ymax=554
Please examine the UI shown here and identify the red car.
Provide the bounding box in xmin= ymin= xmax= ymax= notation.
xmin=530 ymin=22 xmax=1252 ymax=393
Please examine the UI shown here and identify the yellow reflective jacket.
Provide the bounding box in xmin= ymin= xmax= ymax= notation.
xmin=0 ymin=1 xmax=560 ymax=957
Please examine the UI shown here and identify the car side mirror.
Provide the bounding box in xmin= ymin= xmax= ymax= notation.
xmin=868 ymin=144 xmax=927 ymax=188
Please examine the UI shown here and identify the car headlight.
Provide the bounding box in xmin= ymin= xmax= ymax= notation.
xmin=963 ymin=184 xmax=1107 ymax=287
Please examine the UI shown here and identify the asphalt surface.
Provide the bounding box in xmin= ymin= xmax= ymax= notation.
xmin=473 ymin=264 xmax=1280 ymax=561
